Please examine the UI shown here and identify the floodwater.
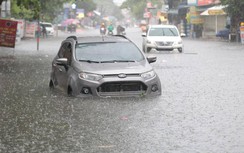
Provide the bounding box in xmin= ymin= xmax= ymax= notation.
xmin=1 ymin=28 xmax=244 ymax=153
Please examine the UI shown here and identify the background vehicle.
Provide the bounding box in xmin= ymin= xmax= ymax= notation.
xmin=40 ymin=22 xmax=55 ymax=36
xmin=100 ymin=27 xmax=106 ymax=35
xmin=216 ymin=28 xmax=230 ymax=40
xmin=142 ymin=25 xmax=183 ymax=53
xmin=107 ymin=30 xmax=113 ymax=35
xmin=49 ymin=35 xmax=161 ymax=98
xmin=117 ymin=25 xmax=126 ymax=35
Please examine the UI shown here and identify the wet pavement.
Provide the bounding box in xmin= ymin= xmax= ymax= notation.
xmin=1 ymin=28 xmax=244 ymax=153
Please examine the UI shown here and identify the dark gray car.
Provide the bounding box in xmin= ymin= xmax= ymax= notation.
xmin=49 ymin=35 xmax=161 ymax=98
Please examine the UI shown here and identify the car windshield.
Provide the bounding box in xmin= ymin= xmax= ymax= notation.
xmin=149 ymin=27 xmax=179 ymax=36
xmin=75 ymin=42 xmax=144 ymax=62
xmin=42 ymin=24 xmax=52 ymax=27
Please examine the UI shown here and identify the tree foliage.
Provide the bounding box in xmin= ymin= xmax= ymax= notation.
xmin=11 ymin=0 xmax=41 ymax=20
xmin=93 ymin=0 xmax=124 ymax=20
xmin=221 ymin=0 xmax=244 ymax=29
xmin=76 ymin=0 xmax=96 ymax=15
xmin=120 ymin=0 xmax=162 ymax=20
xmin=0 ymin=0 xmax=4 ymax=6
xmin=39 ymin=0 xmax=71 ymax=22
xmin=10 ymin=0 xmax=97 ymax=22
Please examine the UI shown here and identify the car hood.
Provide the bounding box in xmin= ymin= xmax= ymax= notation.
xmin=147 ymin=36 xmax=181 ymax=42
xmin=74 ymin=60 xmax=153 ymax=75
xmin=45 ymin=27 xmax=54 ymax=31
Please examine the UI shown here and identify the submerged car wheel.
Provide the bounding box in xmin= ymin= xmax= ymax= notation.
xmin=49 ymin=79 xmax=54 ymax=89
xmin=67 ymin=86 xmax=73 ymax=97
xmin=178 ymin=47 xmax=183 ymax=53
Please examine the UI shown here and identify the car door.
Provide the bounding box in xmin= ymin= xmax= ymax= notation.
xmin=53 ymin=42 xmax=72 ymax=89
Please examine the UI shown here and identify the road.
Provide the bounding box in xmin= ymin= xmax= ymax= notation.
xmin=1 ymin=27 xmax=244 ymax=153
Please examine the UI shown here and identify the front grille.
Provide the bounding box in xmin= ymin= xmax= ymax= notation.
xmin=97 ymin=81 xmax=147 ymax=96
xmin=156 ymin=41 xmax=173 ymax=46
xmin=103 ymin=74 xmax=140 ymax=78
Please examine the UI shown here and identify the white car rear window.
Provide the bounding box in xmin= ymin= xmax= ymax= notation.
xmin=149 ymin=27 xmax=179 ymax=36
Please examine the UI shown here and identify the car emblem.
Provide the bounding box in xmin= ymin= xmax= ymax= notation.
xmin=118 ymin=73 xmax=126 ymax=78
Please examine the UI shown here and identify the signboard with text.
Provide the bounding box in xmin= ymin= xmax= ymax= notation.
xmin=189 ymin=6 xmax=203 ymax=24
xmin=197 ymin=0 xmax=220 ymax=6
xmin=0 ymin=19 xmax=18 ymax=48
xmin=187 ymin=0 xmax=197 ymax=6
xmin=24 ymin=21 xmax=36 ymax=38
xmin=240 ymin=25 xmax=244 ymax=44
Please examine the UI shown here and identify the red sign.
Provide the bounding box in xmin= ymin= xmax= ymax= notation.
xmin=197 ymin=0 xmax=220 ymax=6
xmin=0 ymin=19 xmax=18 ymax=48
xmin=147 ymin=2 xmax=152 ymax=8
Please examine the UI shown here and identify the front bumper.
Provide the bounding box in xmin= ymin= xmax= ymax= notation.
xmin=147 ymin=42 xmax=183 ymax=50
xmin=73 ymin=74 xmax=161 ymax=98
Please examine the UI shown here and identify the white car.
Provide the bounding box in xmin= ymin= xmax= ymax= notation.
xmin=40 ymin=22 xmax=55 ymax=36
xmin=142 ymin=25 xmax=183 ymax=53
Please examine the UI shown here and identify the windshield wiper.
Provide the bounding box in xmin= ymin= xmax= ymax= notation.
xmin=169 ymin=29 xmax=177 ymax=36
xmin=79 ymin=60 xmax=100 ymax=63
xmin=100 ymin=60 xmax=135 ymax=63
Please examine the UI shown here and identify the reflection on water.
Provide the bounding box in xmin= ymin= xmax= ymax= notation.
xmin=0 ymin=54 xmax=164 ymax=152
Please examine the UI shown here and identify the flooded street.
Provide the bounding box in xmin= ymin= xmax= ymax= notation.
xmin=1 ymin=28 xmax=244 ymax=153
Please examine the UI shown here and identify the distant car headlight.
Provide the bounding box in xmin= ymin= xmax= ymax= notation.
xmin=141 ymin=70 xmax=156 ymax=80
xmin=79 ymin=72 xmax=103 ymax=81
xmin=173 ymin=40 xmax=182 ymax=45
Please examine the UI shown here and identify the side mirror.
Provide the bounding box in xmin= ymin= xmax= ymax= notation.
xmin=56 ymin=58 xmax=68 ymax=65
xmin=142 ymin=32 xmax=146 ymax=37
xmin=147 ymin=56 xmax=156 ymax=63
xmin=180 ymin=33 xmax=186 ymax=37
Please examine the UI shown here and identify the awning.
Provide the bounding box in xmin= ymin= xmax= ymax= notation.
xmin=200 ymin=5 xmax=227 ymax=34
xmin=200 ymin=5 xmax=226 ymax=16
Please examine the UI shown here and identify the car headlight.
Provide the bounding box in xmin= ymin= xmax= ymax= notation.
xmin=79 ymin=72 xmax=103 ymax=81
xmin=173 ymin=40 xmax=182 ymax=45
xmin=141 ymin=70 xmax=156 ymax=80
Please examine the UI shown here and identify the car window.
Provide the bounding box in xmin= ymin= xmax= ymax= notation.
xmin=149 ymin=27 xmax=179 ymax=36
xmin=58 ymin=44 xmax=66 ymax=58
xmin=58 ymin=42 xmax=71 ymax=61
xmin=75 ymin=42 xmax=144 ymax=62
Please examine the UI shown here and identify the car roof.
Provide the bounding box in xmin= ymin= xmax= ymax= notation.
xmin=149 ymin=24 xmax=177 ymax=28
xmin=40 ymin=22 xmax=53 ymax=25
xmin=67 ymin=35 xmax=131 ymax=44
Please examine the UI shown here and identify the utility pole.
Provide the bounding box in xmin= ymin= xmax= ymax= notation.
xmin=37 ymin=0 xmax=41 ymax=51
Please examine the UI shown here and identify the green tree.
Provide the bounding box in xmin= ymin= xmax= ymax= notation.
xmin=3 ymin=0 xmax=97 ymax=21
xmin=10 ymin=0 xmax=72 ymax=21
xmin=93 ymin=0 xmax=124 ymax=20
xmin=39 ymin=0 xmax=70 ymax=22
xmin=120 ymin=0 xmax=162 ymax=20
xmin=221 ymin=0 xmax=244 ymax=34
xmin=10 ymin=0 xmax=40 ymax=20
xmin=76 ymin=0 xmax=96 ymax=15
